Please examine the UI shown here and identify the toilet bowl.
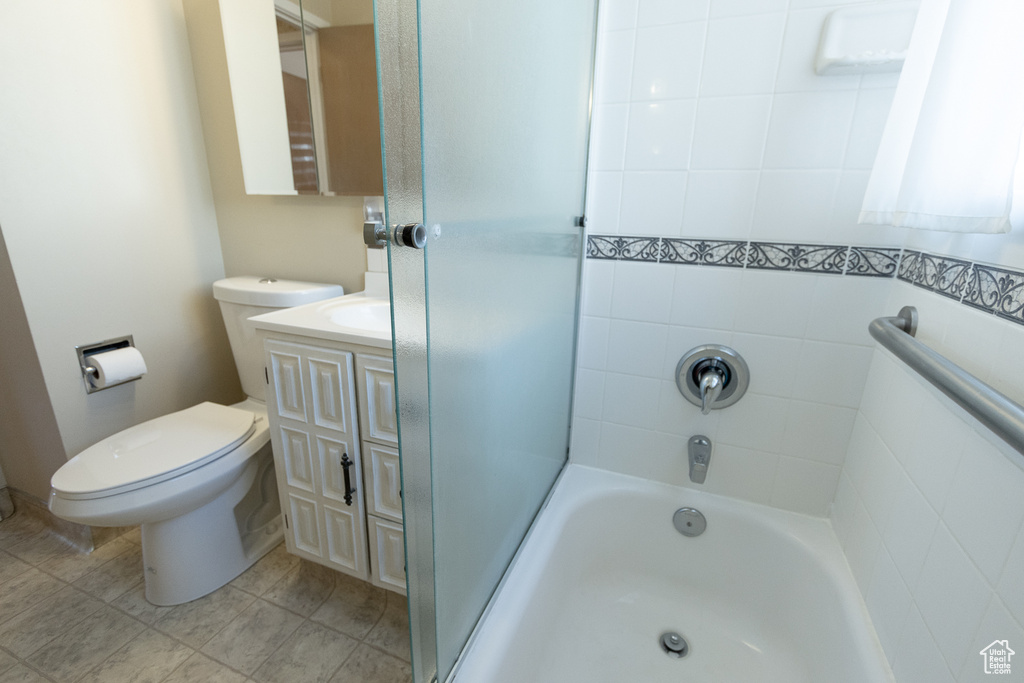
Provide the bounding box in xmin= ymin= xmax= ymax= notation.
xmin=49 ymin=277 xmax=344 ymax=605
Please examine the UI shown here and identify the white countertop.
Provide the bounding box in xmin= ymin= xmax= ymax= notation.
xmin=249 ymin=291 xmax=393 ymax=349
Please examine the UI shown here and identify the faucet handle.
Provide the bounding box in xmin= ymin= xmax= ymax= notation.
xmin=698 ymin=369 xmax=724 ymax=415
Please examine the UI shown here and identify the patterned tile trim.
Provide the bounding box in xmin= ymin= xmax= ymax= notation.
xmin=846 ymin=246 xmax=902 ymax=278
xmin=585 ymin=234 xmax=1024 ymax=328
xmin=897 ymin=250 xmax=972 ymax=301
xmin=964 ymin=263 xmax=1024 ymax=325
xmin=746 ymin=242 xmax=847 ymax=274
xmin=586 ymin=235 xmax=660 ymax=261
xmin=660 ymin=239 xmax=747 ymax=267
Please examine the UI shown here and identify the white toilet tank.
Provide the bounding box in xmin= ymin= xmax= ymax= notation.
xmin=213 ymin=277 xmax=344 ymax=402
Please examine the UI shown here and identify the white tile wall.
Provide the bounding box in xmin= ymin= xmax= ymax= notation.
xmin=832 ymin=279 xmax=1024 ymax=681
xmin=572 ymin=260 xmax=889 ymax=516
xmin=577 ymin=5 xmax=1024 ymax=680
xmin=573 ymin=1 xmax=910 ymax=516
xmin=587 ymin=0 xmax=902 ymax=244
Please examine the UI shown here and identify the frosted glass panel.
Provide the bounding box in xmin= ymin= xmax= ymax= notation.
xmin=417 ymin=1 xmax=596 ymax=679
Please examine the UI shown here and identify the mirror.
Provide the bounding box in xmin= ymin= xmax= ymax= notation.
xmin=219 ymin=0 xmax=382 ymax=196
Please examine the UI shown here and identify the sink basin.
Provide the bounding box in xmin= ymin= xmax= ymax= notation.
xmin=325 ymin=299 xmax=391 ymax=334
xmin=248 ymin=292 xmax=393 ymax=349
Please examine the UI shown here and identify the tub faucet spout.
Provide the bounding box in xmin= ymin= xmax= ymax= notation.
xmin=688 ymin=435 xmax=712 ymax=484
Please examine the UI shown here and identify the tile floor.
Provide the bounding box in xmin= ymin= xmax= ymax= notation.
xmin=0 ymin=511 xmax=412 ymax=683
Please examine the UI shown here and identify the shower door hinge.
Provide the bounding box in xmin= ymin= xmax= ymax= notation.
xmin=575 ymin=215 xmax=586 ymax=228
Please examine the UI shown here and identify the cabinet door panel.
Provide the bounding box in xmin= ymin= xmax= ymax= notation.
xmin=368 ymin=515 xmax=406 ymax=594
xmin=281 ymin=428 xmax=315 ymax=492
xmin=269 ymin=349 xmax=306 ymax=423
xmin=288 ymin=494 xmax=322 ymax=557
xmin=366 ymin=443 xmax=403 ymax=522
xmin=324 ymin=504 xmax=366 ymax=577
xmin=357 ymin=356 xmax=398 ymax=445
xmin=308 ymin=354 xmax=353 ymax=434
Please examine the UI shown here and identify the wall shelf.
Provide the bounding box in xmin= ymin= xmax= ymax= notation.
xmin=815 ymin=1 xmax=919 ymax=76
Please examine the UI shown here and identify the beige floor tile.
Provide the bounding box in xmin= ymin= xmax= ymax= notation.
xmin=230 ymin=544 xmax=299 ymax=597
xmin=0 ymin=663 xmax=51 ymax=683
xmin=0 ymin=515 xmax=47 ymax=551
xmin=25 ymin=605 xmax=145 ymax=682
xmin=111 ymin=583 xmax=175 ymax=625
xmin=363 ymin=594 xmax=411 ymax=662
xmin=72 ymin=545 xmax=143 ymax=603
xmin=78 ymin=628 xmax=193 ymax=683
xmin=262 ymin=561 xmax=335 ymax=617
xmin=162 ymin=653 xmax=247 ymax=683
xmin=310 ymin=572 xmax=387 ymax=639
xmin=201 ymin=600 xmax=304 ymax=676
xmin=0 ymin=586 xmax=104 ymax=658
xmin=122 ymin=528 xmax=142 ymax=546
xmin=4 ymin=530 xmax=75 ymax=567
xmin=39 ymin=537 xmax=134 ymax=583
xmin=0 ymin=649 xmax=15 ymax=675
xmin=0 ymin=569 xmax=64 ymax=626
xmin=0 ymin=552 xmax=31 ymax=587
xmin=154 ymin=585 xmax=256 ymax=649
xmin=328 ymin=644 xmax=412 ymax=683
xmin=252 ymin=621 xmax=357 ymax=683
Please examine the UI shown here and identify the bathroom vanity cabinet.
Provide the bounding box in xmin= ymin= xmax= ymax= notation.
xmin=260 ymin=333 xmax=405 ymax=595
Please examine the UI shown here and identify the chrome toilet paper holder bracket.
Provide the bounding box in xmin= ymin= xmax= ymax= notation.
xmin=76 ymin=335 xmax=138 ymax=394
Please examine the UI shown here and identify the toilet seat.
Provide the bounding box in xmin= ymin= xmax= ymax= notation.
xmin=51 ymin=402 xmax=255 ymax=501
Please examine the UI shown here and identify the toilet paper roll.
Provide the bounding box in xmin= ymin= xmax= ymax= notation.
xmin=86 ymin=347 xmax=148 ymax=389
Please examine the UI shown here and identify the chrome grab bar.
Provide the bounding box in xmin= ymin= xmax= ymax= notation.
xmin=869 ymin=306 xmax=1024 ymax=457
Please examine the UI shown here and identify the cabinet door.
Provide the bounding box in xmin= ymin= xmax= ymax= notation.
xmin=368 ymin=515 xmax=406 ymax=595
xmin=365 ymin=443 xmax=403 ymax=523
xmin=264 ymin=338 xmax=368 ymax=580
xmin=356 ymin=355 xmax=398 ymax=446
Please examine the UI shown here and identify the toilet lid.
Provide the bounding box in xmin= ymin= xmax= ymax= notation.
xmin=52 ymin=402 xmax=256 ymax=500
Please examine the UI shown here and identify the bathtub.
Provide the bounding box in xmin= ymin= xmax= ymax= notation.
xmin=452 ymin=465 xmax=893 ymax=683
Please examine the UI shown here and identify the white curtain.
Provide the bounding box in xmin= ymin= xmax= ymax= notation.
xmin=860 ymin=0 xmax=1024 ymax=234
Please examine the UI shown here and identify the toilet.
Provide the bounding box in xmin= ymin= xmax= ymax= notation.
xmin=49 ymin=276 xmax=344 ymax=605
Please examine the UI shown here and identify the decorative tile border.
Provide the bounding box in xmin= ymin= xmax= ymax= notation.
xmin=586 ymin=235 xmax=660 ymax=261
xmin=963 ymin=263 xmax=1024 ymax=325
xmin=897 ymin=250 xmax=973 ymax=301
xmin=586 ymin=234 xmax=1024 ymax=328
xmin=659 ymin=239 xmax=747 ymax=267
xmin=746 ymin=242 xmax=847 ymax=274
xmin=846 ymin=246 xmax=902 ymax=278
xmin=586 ymin=234 xmax=887 ymax=277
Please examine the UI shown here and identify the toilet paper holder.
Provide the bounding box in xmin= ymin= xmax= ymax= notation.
xmin=76 ymin=335 xmax=140 ymax=394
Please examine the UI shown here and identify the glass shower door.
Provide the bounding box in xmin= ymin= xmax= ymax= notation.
xmin=375 ymin=1 xmax=597 ymax=680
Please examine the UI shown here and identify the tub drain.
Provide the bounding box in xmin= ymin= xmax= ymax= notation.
xmin=660 ymin=631 xmax=688 ymax=658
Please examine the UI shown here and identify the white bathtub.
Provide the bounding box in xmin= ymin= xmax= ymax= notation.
xmin=453 ymin=465 xmax=893 ymax=683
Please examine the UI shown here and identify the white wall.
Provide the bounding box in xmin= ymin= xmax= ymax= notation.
xmin=571 ymin=0 xmax=903 ymax=515
xmin=0 ymin=228 xmax=67 ymax=500
xmin=0 ymin=0 xmax=241 ymax=464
